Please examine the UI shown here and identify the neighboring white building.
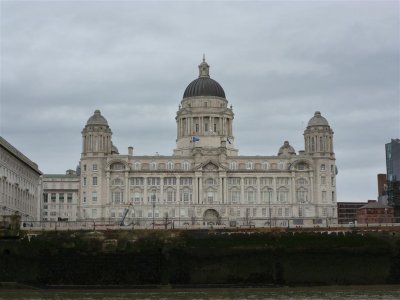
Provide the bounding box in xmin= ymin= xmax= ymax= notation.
xmin=41 ymin=170 xmax=79 ymax=221
xmin=0 ymin=136 xmax=42 ymax=221
xmin=76 ymin=58 xmax=338 ymax=227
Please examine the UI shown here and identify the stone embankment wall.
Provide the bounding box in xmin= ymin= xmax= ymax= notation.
xmin=1 ymin=230 xmax=400 ymax=286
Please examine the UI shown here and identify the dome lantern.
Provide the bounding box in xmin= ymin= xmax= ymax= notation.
xmin=183 ymin=56 xmax=226 ymax=99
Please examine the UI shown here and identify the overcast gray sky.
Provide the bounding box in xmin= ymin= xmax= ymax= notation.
xmin=1 ymin=0 xmax=399 ymax=202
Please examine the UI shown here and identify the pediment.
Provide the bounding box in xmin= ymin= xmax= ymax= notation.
xmin=194 ymin=160 xmax=228 ymax=172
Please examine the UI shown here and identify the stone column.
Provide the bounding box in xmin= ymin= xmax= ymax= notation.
xmin=160 ymin=175 xmax=164 ymax=203
xmin=176 ymin=176 xmax=180 ymax=204
xmin=291 ymin=172 xmax=296 ymax=204
xmin=240 ymin=177 xmax=244 ymax=204
xmin=125 ymin=171 xmax=129 ymax=204
xmin=143 ymin=176 xmax=148 ymax=204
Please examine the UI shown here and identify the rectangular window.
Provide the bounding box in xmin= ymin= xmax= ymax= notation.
xmin=147 ymin=177 xmax=160 ymax=186
xmin=285 ymin=208 xmax=290 ymax=217
xmin=231 ymin=191 xmax=240 ymax=203
xmin=112 ymin=191 xmax=122 ymax=203
xmin=134 ymin=192 xmax=141 ymax=203
xmin=92 ymin=177 xmax=97 ymax=186
xmin=92 ymin=191 xmax=97 ymax=202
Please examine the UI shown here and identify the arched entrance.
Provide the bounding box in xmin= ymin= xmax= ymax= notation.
xmin=203 ymin=209 xmax=220 ymax=225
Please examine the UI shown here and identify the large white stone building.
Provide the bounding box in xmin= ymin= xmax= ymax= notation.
xmin=76 ymin=58 xmax=338 ymax=228
xmin=41 ymin=170 xmax=79 ymax=222
xmin=0 ymin=136 xmax=42 ymax=221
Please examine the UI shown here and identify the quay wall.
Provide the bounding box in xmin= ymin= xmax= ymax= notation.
xmin=0 ymin=229 xmax=400 ymax=286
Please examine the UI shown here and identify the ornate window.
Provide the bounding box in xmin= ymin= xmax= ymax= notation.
xmin=246 ymin=161 xmax=254 ymax=170
xmin=111 ymin=191 xmax=122 ymax=203
xmin=166 ymin=188 xmax=176 ymax=203
xmin=277 ymin=187 xmax=288 ymax=203
xmin=296 ymin=187 xmax=308 ymax=203
xmin=150 ymin=161 xmax=157 ymax=170
xmin=230 ymin=189 xmax=240 ymax=204
xmin=112 ymin=178 xmax=123 ymax=186
xmin=92 ymin=191 xmax=98 ymax=202
xmin=297 ymin=178 xmax=307 ymax=185
xmin=166 ymin=161 xmax=174 ymax=170
xmin=245 ymin=187 xmax=256 ymax=203
xmin=111 ymin=163 xmax=124 ymax=170
xmin=181 ymin=188 xmax=192 ymax=203
xmin=261 ymin=188 xmax=273 ymax=203
xmin=182 ymin=161 xmax=190 ymax=171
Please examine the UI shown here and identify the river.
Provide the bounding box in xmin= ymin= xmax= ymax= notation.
xmin=1 ymin=286 xmax=400 ymax=300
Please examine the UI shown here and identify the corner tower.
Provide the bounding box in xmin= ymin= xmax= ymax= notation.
xmin=304 ymin=111 xmax=334 ymax=156
xmin=82 ymin=110 xmax=112 ymax=156
xmin=174 ymin=57 xmax=238 ymax=156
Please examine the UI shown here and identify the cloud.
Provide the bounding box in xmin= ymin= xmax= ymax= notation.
xmin=1 ymin=1 xmax=398 ymax=202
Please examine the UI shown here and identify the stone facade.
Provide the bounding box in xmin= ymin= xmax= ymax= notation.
xmin=0 ymin=136 xmax=42 ymax=221
xmin=41 ymin=170 xmax=79 ymax=221
xmin=77 ymin=59 xmax=338 ymax=228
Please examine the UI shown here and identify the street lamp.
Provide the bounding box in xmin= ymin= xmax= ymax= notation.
xmin=152 ymin=202 xmax=155 ymax=229
xmin=268 ymin=195 xmax=272 ymax=229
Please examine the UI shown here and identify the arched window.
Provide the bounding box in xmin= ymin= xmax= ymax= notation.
xmin=182 ymin=161 xmax=190 ymax=171
xmin=296 ymin=187 xmax=308 ymax=203
xmin=277 ymin=187 xmax=288 ymax=203
xmin=165 ymin=188 xmax=176 ymax=203
xmin=261 ymin=188 xmax=273 ymax=204
xmin=245 ymin=187 xmax=256 ymax=203
xmin=181 ymin=188 xmax=192 ymax=203
xmin=166 ymin=161 xmax=174 ymax=170
xmin=229 ymin=188 xmax=240 ymax=204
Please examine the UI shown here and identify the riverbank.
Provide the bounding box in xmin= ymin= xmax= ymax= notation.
xmin=1 ymin=230 xmax=400 ymax=286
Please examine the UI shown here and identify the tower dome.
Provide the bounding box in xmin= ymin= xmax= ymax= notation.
xmin=307 ymin=111 xmax=329 ymax=127
xmin=183 ymin=56 xmax=225 ymax=99
xmin=86 ymin=110 xmax=108 ymax=126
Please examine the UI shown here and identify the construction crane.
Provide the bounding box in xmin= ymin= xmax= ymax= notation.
xmin=119 ymin=203 xmax=133 ymax=226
